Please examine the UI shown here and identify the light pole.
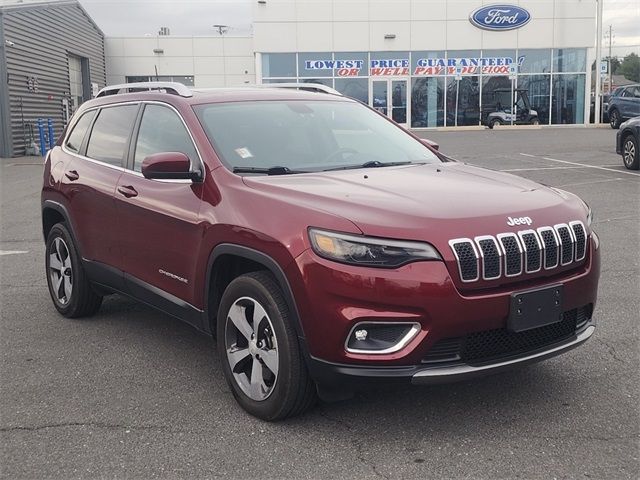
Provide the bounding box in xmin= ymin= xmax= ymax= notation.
xmin=594 ymin=0 xmax=603 ymax=124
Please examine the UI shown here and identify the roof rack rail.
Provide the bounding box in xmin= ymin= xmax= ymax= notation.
xmin=96 ymin=82 xmax=193 ymax=98
xmin=250 ymin=82 xmax=342 ymax=96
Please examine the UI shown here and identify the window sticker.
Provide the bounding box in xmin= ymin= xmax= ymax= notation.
xmin=235 ymin=147 xmax=254 ymax=159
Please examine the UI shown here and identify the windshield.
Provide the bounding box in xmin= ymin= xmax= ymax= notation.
xmin=194 ymin=100 xmax=441 ymax=173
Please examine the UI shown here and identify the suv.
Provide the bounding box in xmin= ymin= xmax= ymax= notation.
xmin=42 ymin=82 xmax=600 ymax=421
xmin=608 ymin=84 xmax=640 ymax=128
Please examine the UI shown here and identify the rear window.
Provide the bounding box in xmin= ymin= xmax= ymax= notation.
xmin=65 ymin=110 xmax=96 ymax=153
xmin=86 ymin=105 xmax=139 ymax=166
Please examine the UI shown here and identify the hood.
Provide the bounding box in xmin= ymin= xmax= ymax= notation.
xmin=242 ymin=162 xmax=587 ymax=241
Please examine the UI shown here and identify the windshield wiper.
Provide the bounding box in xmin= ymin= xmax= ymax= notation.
xmin=323 ymin=161 xmax=419 ymax=171
xmin=232 ymin=166 xmax=310 ymax=175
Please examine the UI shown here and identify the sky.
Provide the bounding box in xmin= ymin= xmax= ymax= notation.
xmin=70 ymin=0 xmax=639 ymax=58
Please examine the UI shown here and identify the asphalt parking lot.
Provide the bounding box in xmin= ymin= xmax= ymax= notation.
xmin=1 ymin=126 xmax=638 ymax=479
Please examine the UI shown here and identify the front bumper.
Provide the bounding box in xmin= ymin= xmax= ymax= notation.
xmin=306 ymin=323 xmax=595 ymax=387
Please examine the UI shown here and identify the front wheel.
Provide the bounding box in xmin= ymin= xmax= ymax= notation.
xmin=45 ymin=223 xmax=102 ymax=317
xmin=217 ymin=271 xmax=316 ymax=421
xmin=610 ymin=109 xmax=621 ymax=129
xmin=622 ymin=134 xmax=639 ymax=170
xmin=530 ymin=117 xmax=540 ymax=125
xmin=488 ymin=118 xmax=502 ymax=129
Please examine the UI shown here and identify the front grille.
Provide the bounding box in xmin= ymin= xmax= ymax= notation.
xmin=448 ymin=221 xmax=587 ymax=284
xmin=422 ymin=305 xmax=592 ymax=365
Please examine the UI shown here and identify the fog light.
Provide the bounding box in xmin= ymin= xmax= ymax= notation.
xmin=346 ymin=322 xmax=420 ymax=354
xmin=354 ymin=329 xmax=368 ymax=341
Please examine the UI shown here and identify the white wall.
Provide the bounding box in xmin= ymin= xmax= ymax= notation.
xmin=252 ymin=0 xmax=596 ymax=52
xmin=105 ymin=36 xmax=254 ymax=88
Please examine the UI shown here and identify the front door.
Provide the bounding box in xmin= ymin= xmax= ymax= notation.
xmin=370 ymin=78 xmax=410 ymax=127
xmin=113 ymin=103 xmax=205 ymax=320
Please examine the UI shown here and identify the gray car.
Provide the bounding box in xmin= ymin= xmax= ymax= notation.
xmin=608 ymin=84 xmax=640 ymax=129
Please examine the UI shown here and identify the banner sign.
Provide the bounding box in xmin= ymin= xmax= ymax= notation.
xmin=304 ymin=56 xmax=525 ymax=77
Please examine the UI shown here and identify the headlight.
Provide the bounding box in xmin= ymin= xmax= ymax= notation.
xmin=582 ymin=200 xmax=593 ymax=227
xmin=308 ymin=228 xmax=442 ymax=268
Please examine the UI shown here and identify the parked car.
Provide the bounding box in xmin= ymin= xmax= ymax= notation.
xmin=608 ymin=84 xmax=640 ymax=128
xmin=42 ymin=82 xmax=600 ymax=421
xmin=616 ymin=116 xmax=640 ymax=170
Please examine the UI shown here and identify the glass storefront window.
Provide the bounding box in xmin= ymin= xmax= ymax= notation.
xmin=553 ymin=49 xmax=587 ymax=73
xmin=411 ymin=51 xmax=446 ymax=76
xmin=262 ymin=78 xmax=297 ymax=83
xmin=262 ymin=53 xmax=297 ymax=78
xmin=446 ymin=76 xmax=480 ymax=126
xmin=335 ymin=78 xmax=368 ymax=103
xmin=518 ymin=49 xmax=551 ymax=74
xmin=411 ymin=77 xmax=444 ymax=127
xmin=298 ymin=52 xmax=333 ymax=77
xmin=551 ymin=74 xmax=585 ymax=124
xmin=370 ymin=51 xmax=410 ymax=76
xmin=518 ymin=75 xmax=550 ymax=124
xmin=334 ymin=52 xmax=368 ymax=77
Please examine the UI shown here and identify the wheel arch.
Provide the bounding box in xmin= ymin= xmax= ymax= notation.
xmin=41 ymin=200 xmax=83 ymax=257
xmin=205 ymin=244 xmax=306 ymax=342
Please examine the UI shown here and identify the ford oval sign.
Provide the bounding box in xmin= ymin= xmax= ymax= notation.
xmin=469 ymin=5 xmax=531 ymax=31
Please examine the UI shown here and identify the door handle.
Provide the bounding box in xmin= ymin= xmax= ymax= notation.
xmin=117 ymin=185 xmax=138 ymax=198
xmin=65 ymin=170 xmax=79 ymax=181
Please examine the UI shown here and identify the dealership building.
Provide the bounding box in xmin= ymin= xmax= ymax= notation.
xmin=105 ymin=0 xmax=597 ymax=129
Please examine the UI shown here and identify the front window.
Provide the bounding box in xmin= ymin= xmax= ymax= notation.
xmin=194 ymin=100 xmax=441 ymax=173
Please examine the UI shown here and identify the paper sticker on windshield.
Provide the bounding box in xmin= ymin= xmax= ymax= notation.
xmin=235 ymin=147 xmax=253 ymax=159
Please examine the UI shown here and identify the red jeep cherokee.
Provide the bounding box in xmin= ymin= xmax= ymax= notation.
xmin=42 ymin=82 xmax=600 ymax=421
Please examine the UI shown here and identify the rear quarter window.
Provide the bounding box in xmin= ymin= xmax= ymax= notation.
xmin=86 ymin=105 xmax=139 ymax=166
xmin=65 ymin=110 xmax=96 ymax=153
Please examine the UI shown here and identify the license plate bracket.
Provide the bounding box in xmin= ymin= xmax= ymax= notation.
xmin=508 ymin=284 xmax=564 ymax=332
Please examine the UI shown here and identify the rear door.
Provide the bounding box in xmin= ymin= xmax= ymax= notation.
xmin=62 ymin=104 xmax=139 ymax=280
xmin=113 ymin=103 xmax=205 ymax=318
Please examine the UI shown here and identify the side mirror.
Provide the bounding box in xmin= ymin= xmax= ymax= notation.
xmin=420 ymin=138 xmax=439 ymax=151
xmin=141 ymin=152 xmax=202 ymax=181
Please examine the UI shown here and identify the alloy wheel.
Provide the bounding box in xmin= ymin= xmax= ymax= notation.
xmin=623 ymin=139 xmax=636 ymax=167
xmin=225 ymin=296 xmax=279 ymax=401
xmin=49 ymin=237 xmax=73 ymax=305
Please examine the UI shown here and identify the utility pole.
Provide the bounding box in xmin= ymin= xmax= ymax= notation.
xmin=594 ymin=0 xmax=603 ymax=123
xmin=604 ymin=25 xmax=615 ymax=93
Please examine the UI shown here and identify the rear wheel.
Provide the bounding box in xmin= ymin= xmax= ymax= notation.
xmin=217 ymin=271 xmax=316 ymax=421
xmin=45 ymin=223 xmax=102 ymax=317
xmin=610 ymin=109 xmax=621 ymax=129
xmin=622 ymin=134 xmax=639 ymax=170
xmin=489 ymin=118 xmax=502 ymax=129
xmin=530 ymin=117 xmax=540 ymax=125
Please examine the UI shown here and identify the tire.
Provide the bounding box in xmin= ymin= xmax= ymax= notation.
xmin=489 ymin=118 xmax=502 ymax=129
xmin=45 ymin=223 xmax=102 ymax=318
xmin=610 ymin=109 xmax=621 ymax=129
xmin=531 ymin=117 xmax=540 ymax=126
xmin=622 ymin=134 xmax=639 ymax=170
xmin=217 ymin=271 xmax=316 ymax=421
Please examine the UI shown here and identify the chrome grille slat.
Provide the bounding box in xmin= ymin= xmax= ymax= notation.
xmin=449 ymin=239 xmax=479 ymax=282
xmin=554 ymin=223 xmax=575 ymax=266
xmin=570 ymin=221 xmax=587 ymax=261
xmin=449 ymin=220 xmax=588 ymax=283
xmin=475 ymin=236 xmax=501 ymax=280
xmin=537 ymin=226 xmax=560 ymax=270
xmin=497 ymin=233 xmax=523 ymax=277
xmin=518 ymin=229 xmax=542 ymax=273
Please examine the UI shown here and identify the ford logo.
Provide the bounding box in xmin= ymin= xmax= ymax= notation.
xmin=469 ymin=5 xmax=531 ymax=31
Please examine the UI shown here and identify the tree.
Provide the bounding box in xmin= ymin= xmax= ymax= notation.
xmin=617 ymin=53 xmax=640 ymax=82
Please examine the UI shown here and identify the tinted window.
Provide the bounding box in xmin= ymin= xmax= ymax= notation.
xmin=65 ymin=110 xmax=96 ymax=153
xmin=86 ymin=105 xmax=139 ymax=166
xmin=133 ymin=104 xmax=198 ymax=172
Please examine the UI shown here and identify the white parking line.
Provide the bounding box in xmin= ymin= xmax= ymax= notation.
xmin=501 ymin=166 xmax=585 ymax=172
xmin=0 ymin=250 xmax=28 ymax=256
xmin=519 ymin=153 xmax=640 ymax=177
